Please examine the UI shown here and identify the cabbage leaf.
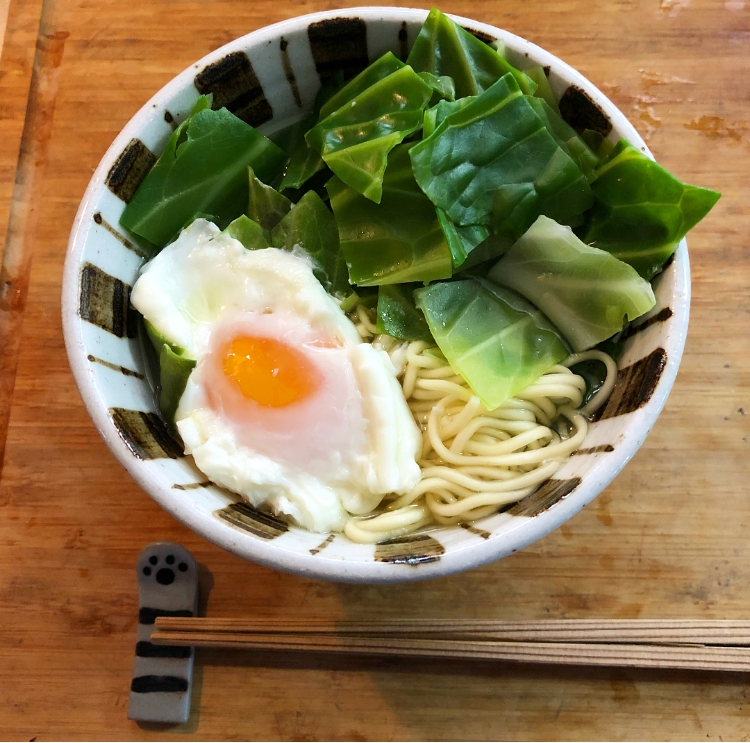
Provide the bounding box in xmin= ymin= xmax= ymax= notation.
xmin=579 ymin=139 xmax=721 ymax=279
xmin=415 ymin=277 xmax=569 ymax=409
xmin=581 ymin=130 xmax=616 ymax=160
xmin=270 ymin=191 xmax=350 ymax=298
xmin=277 ymin=133 xmax=326 ymax=194
xmin=306 ymin=65 xmax=433 ymax=202
xmin=223 ymin=214 xmax=268 ymax=250
xmin=526 ymin=65 xmax=560 ymax=113
xmin=318 ymin=52 xmax=405 ymax=120
xmin=157 ymin=344 xmax=196 ymax=431
xmin=423 ymin=96 xmax=473 ymax=138
xmin=144 ymin=320 xmax=195 ymax=430
xmin=436 ymin=209 xmax=489 ymax=268
xmin=418 ymin=71 xmax=456 ymax=103
xmin=279 ymin=71 xmax=344 ymax=192
xmin=375 ymin=284 xmax=433 ymax=342
xmin=409 ymin=73 xmax=593 ymax=255
xmin=406 ymin=7 xmax=537 ymax=98
xmin=426 ymin=101 xmax=489 ymax=268
xmin=327 ymin=143 xmax=452 ymax=286
xmin=527 ymin=97 xmax=600 ymax=182
xmin=120 ymin=96 xmax=286 ymax=247
xmin=489 ymin=216 xmax=656 ymax=352
xmin=247 ymin=166 xmax=292 ymax=230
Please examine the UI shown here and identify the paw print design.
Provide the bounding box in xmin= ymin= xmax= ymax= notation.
xmin=128 ymin=542 xmax=198 ymax=724
xmin=142 ymin=552 xmax=190 ymax=585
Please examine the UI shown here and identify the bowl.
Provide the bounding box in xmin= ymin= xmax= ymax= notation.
xmin=61 ymin=7 xmax=689 ymax=582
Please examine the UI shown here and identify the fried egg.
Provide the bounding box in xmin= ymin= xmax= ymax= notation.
xmin=130 ymin=219 xmax=421 ymax=533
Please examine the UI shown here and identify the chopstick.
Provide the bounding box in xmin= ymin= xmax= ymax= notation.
xmin=150 ymin=619 xmax=750 ymax=672
xmin=149 ymin=632 xmax=750 ymax=673
xmin=153 ymin=618 xmax=750 ymax=644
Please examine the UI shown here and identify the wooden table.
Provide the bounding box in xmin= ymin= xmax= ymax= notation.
xmin=0 ymin=0 xmax=747 ymax=739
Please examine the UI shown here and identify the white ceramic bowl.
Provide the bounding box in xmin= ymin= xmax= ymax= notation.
xmin=62 ymin=7 xmax=689 ymax=582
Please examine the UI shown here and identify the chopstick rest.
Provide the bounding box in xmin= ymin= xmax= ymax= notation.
xmin=128 ymin=542 xmax=198 ymax=724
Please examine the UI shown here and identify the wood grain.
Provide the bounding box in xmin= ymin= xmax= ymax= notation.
xmin=0 ymin=0 xmax=749 ymax=740
xmin=150 ymin=632 xmax=750 ymax=675
xmin=0 ymin=8 xmax=67 ymax=468
xmin=150 ymin=617 xmax=750 ymax=644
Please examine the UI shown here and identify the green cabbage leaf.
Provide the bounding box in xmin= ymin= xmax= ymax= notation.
xmin=306 ymin=64 xmax=433 ymax=202
xmin=375 ymin=284 xmax=433 ymax=342
xmin=278 ymin=71 xmax=344 ymax=192
xmin=120 ymin=96 xmax=286 ymax=247
xmin=578 ymin=139 xmax=721 ymax=279
xmin=526 ymin=65 xmax=560 ymax=113
xmin=489 ymin=215 xmax=656 ymax=352
xmin=143 ymin=320 xmax=195 ymax=430
xmin=527 ymin=97 xmax=600 ymax=182
xmin=318 ymin=52 xmax=405 ymax=120
xmin=423 ymin=96 xmax=473 ymax=138
xmin=414 ymin=277 xmax=569 ymax=409
xmin=327 ymin=143 xmax=452 ymax=286
xmin=406 ymin=7 xmax=537 ymax=98
xmin=223 ymin=214 xmax=268 ymax=250
xmin=270 ymin=191 xmax=351 ymax=298
xmin=418 ymin=71 xmax=456 ymax=103
xmin=436 ymin=209 xmax=489 ymax=268
xmin=409 ymin=73 xmax=593 ymax=258
xmin=247 ymin=166 xmax=292 ymax=230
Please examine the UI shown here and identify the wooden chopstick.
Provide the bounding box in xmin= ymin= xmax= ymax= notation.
xmin=149 ymin=630 xmax=750 ymax=673
xmin=153 ymin=618 xmax=750 ymax=645
xmin=149 ymin=619 xmax=750 ymax=671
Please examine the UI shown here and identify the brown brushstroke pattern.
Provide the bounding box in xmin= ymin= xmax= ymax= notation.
xmin=309 ymin=534 xmax=336 ymax=556
xmin=620 ymin=308 xmax=673 ymax=342
xmin=459 ymin=523 xmax=491 ymax=540
xmin=398 ymin=22 xmax=409 ymax=61
xmin=374 ymin=534 xmax=445 ymax=565
xmin=463 ymin=26 xmax=495 ymax=45
xmin=194 ymin=51 xmax=273 ymax=127
xmin=215 ymin=502 xmax=289 ymax=539
xmin=559 ymin=86 xmax=612 ymax=136
xmin=279 ymin=38 xmax=302 ymax=108
xmin=508 ymin=478 xmax=581 ymax=518
xmin=92 ymin=212 xmax=147 ymax=259
xmin=0 ymin=28 xmax=68 ymax=472
xmin=105 ymin=138 xmax=156 ymax=203
xmin=110 ymin=408 xmax=183 ymax=460
xmin=308 ymin=18 xmax=368 ymax=81
xmin=87 ymin=354 xmax=144 ymax=379
xmin=172 ymin=481 xmax=213 ymax=491
xmin=597 ymin=348 xmax=668 ymax=420
xmin=570 ymin=444 xmax=615 ymax=457
xmin=78 ymin=263 xmax=137 ymax=338
xmin=661 ymin=252 xmax=676 ymax=272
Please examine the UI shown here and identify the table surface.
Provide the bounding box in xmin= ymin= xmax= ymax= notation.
xmin=0 ymin=0 xmax=748 ymax=739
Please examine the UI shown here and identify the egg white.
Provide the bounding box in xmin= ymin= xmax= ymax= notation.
xmin=131 ymin=219 xmax=362 ymax=358
xmin=130 ymin=219 xmax=422 ymax=533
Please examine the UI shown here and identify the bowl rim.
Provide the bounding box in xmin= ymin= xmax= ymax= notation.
xmin=62 ymin=6 xmax=690 ymax=582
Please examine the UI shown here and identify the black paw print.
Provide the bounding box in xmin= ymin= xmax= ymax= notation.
xmin=142 ymin=553 xmax=189 ymax=585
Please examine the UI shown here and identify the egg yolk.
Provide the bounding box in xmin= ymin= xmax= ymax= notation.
xmin=222 ymin=335 xmax=320 ymax=407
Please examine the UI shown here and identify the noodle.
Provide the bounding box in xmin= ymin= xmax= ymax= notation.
xmin=343 ymin=303 xmax=617 ymax=545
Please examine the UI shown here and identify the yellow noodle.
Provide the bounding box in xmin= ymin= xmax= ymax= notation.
xmin=562 ymin=349 xmax=619 ymax=415
xmin=431 ymin=503 xmax=503 ymax=525
xmin=355 ymin=305 xmax=379 ymax=335
xmin=344 ymin=504 xmax=433 ymax=544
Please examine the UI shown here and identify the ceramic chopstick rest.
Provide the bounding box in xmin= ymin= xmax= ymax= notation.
xmin=128 ymin=542 xmax=198 ymax=724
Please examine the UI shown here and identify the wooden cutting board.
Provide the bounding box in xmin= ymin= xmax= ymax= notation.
xmin=0 ymin=0 xmax=748 ymax=739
